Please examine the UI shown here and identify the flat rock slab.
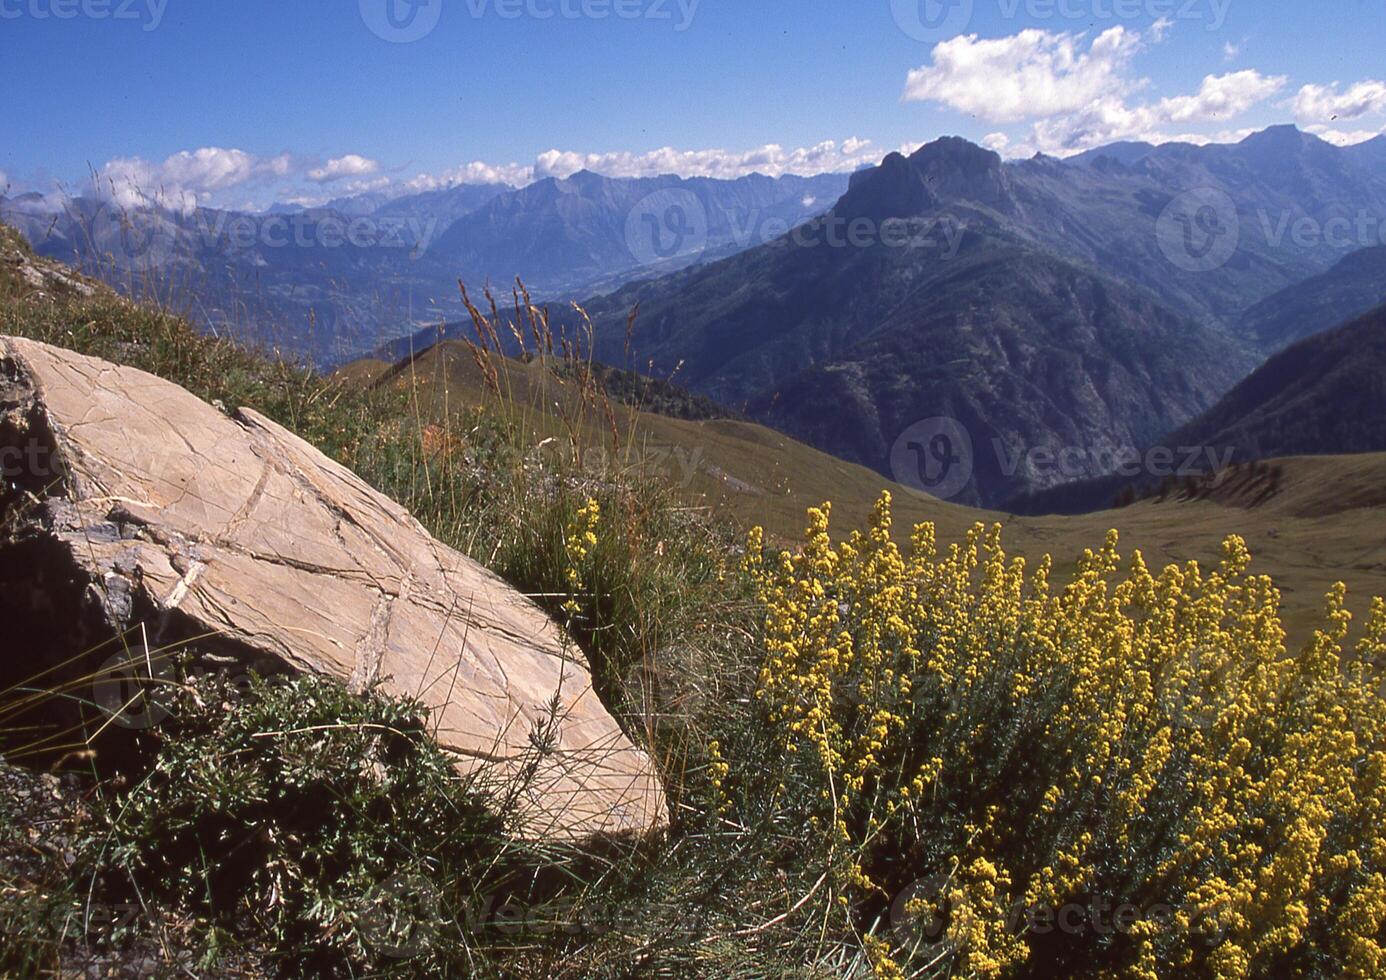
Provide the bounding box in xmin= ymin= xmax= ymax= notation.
xmin=0 ymin=336 xmax=665 ymax=840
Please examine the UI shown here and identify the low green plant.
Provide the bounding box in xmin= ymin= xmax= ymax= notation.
xmin=85 ymin=671 xmax=519 ymax=976
xmin=0 ymin=773 xmax=75 ymax=977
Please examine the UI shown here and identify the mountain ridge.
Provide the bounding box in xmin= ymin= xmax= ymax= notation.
xmin=1007 ymin=301 xmax=1386 ymax=515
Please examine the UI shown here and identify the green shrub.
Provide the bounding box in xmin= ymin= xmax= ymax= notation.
xmin=86 ymin=672 xmax=518 ymax=976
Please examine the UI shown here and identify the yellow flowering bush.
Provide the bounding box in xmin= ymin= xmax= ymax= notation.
xmin=562 ymin=496 xmax=601 ymax=615
xmin=745 ymin=493 xmax=1386 ymax=979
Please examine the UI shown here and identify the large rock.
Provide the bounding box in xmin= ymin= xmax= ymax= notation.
xmin=0 ymin=336 xmax=665 ymax=839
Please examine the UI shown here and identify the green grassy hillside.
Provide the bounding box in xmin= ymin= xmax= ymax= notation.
xmin=353 ymin=338 xmax=1386 ymax=637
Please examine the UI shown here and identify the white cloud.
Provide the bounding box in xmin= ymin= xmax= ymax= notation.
xmin=307 ymin=154 xmax=381 ymax=183
xmin=1021 ymin=71 xmax=1283 ymax=157
xmin=0 ymin=171 xmax=8 ymax=192
xmin=95 ymin=147 xmax=279 ymax=211
xmin=1305 ymin=124 xmax=1386 ymax=147
xmin=81 ymin=136 xmax=885 ymax=212
xmin=1154 ymin=70 xmax=1286 ymax=123
xmin=902 ymin=27 xmax=1146 ymax=124
xmin=904 ymin=26 xmax=1287 ymax=158
xmin=262 ymin=154 xmax=294 ymax=177
xmin=402 ymin=160 xmax=534 ymax=193
xmin=281 ymin=138 xmax=881 ymax=209
xmin=1291 ymin=81 xmax=1386 ymax=123
xmin=1222 ymin=41 xmax=1241 ymax=62
xmin=161 ymin=148 xmax=258 ymax=190
xmin=527 ymin=139 xmax=881 ymax=181
xmin=334 ymin=176 xmax=395 ymax=197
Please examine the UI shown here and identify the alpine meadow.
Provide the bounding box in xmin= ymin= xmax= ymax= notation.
xmin=3 ymin=3 xmax=1386 ymax=977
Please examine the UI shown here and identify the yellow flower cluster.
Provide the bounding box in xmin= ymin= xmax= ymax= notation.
xmin=562 ymin=497 xmax=601 ymax=615
xmin=745 ymin=493 xmax=1386 ymax=979
xmin=706 ymin=738 xmax=732 ymax=815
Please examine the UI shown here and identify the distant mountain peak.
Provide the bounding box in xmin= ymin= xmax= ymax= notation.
xmin=1245 ymin=123 xmax=1304 ymax=137
xmin=1067 ymin=140 xmax=1158 ymax=168
xmin=837 ymin=150 xmax=940 ymax=220
xmin=907 ymin=135 xmax=1003 ymax=176
xmin=835 ymin=136 xmax=1015 ymax=220
xmin=907 ymin=136 xmax=1012 ymax=210
xmin=1238 ymin=123 xmax=1327 ymax=153
xmin=562 ymin=169 xmax=609 ymax=188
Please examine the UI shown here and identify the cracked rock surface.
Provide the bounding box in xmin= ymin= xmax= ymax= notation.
xmin=0 ymin=336 xmax=666 ymax=840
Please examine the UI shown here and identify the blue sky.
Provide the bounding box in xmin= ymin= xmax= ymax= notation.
xmin=2 ymin=0 xmax=1384 ymax=209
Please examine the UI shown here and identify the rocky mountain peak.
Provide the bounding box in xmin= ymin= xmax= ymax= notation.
xmin=837 ymin=136 xmax=1014 ymax=221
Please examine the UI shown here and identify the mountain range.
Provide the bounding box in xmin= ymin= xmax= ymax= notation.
xmin=426 ymin=170 xmax=850 ymax=297
xmin=0 ymin=170 xmax=846 ymax=365
xmin=560 ymin=126 xmax=1386 ymax=506
xmin=10 ymin=124 xmax=1386 ymax=510
xmin=1239 ymin=244 xmax=1386 ymax=352
xmin=1166 ymin=302 xmax=1386 ymax=466
xmin=1008 ymin=300 xmax=1386 ymax=515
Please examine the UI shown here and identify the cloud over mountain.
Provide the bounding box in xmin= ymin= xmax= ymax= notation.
xmin=903 ymin=25 xmax=1293 ymax=157
xmin=92 ymin=147 xmax=292 ymax=210
xmin=74 ymin=137 xmax=886 ymax=211
xmin=903 ymin=27 xmax=1145 ymax=124
xmin=307 ymin=154 xmax=381 ymax=183
xmin=1292 ymin=80 xmax=1386 ymax=123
